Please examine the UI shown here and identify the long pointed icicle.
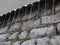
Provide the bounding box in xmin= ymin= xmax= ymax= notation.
xmin=10 ymin=10 xmax=16 ymax=27
xmin=7 ymin=13 xmax=11 ymax=26
xmin=15 ymin=9 xmax=20 ymax=23
xmin=52 ymin=0 xmax=55 ymax=14
xmin=1 ymin=15 xmax=6 ymax=28
xmin=29 ymin=4 xmax=33 ymax=21
xmin=37 ymin=2 xmax=40 ymax=19
xmin=45 ymin=0 xmax=47 ymax=15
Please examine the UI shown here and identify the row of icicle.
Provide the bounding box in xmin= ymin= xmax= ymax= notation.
xmin=1 ymin=0 xmax=55 ymax=28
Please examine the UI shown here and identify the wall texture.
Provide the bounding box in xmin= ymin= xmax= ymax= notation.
xmin=0 ymin=0 xmax=60 ymax=45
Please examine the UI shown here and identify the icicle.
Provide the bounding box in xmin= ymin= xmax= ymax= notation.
xmin=11 ymin=9 xmax=16 ymax=23
xmin=52 ymin=0 xmax=55 ymax=14
xmin=7 ymin=13 xmax=11 ymax=26
xmin=24 ymin=5 xmax=27 ymax=18
xmin=15 ymin=13 xmax=18 ymax=23
xmin=37 ymin=2 xmax=40 ymax=19
xmin=45 ymin=0 xmax=47 ymax=15
xmin=29 ymin=4 xmax=33 ymax=21
xmin=10 ymin=10 xmax=16 ymax=27
xmin=1 ymin=15 xmax=6 ymax=28
xmin=25 ymin=7 xmax=27 ymax=19
xmin=6 ymin=11 xmax=12 ymax=25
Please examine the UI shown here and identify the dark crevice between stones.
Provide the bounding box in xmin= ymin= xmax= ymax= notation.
xmin=55 ymin=26 xmax=59 ymax=35
xmin=35 ymin=39 xmax=37 ymax=45
xmin=54 ymin=24 xmax=59 ymax=35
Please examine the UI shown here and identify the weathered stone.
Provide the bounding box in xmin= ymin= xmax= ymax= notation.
xmin=0 ymin=33 xmax=9 ymax=41
xmin=32 ymin=19 xmax=41 ymax=28
xmin=57 ymin=23 xmax=60 ymax=34
xmin=42 ymin=15 xmax=54 ymax=24
xmin=50 ymin=36 xmax=60 ymax=45
xmin=12 ymin=41 xmax=20 ymax=45
xmin=42 ymin=13 xmax=60 ymax=24
xmin=8 ymin=23 xmax=21 ymax=32
xmin=22 ymin=20 xmax=34 ymax=31
xmin=21 ymin=39 xmax=35 ymax=45
xmin=0 ymin=26 xmax=8 ymax=33
xmin=36 ymin=37 xmax=49 ymax=45
xmin=22 ymin=19 xmax=41 ymax=31
xmin=0 ymin=41 xmax=11 ymax=45
xmin=30 ymin=26 xmax=56 ymax=38
xmin=8 ymin=32 xmax=19 ymax=39
xmin=19 ymin=31 xmax=28 ymax=39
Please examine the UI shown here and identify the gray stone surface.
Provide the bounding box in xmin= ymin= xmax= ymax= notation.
xmin=30 ymin=26 xmax=56 ymax=38
xmin=32 ymin=19 xmax=41 ymax=28
xmin=22 ymin=20 xmax=34 ymax=31
xmin=36 ymin=37 xmax=49 ymax=45
xmin=42 ymin=13 xmax=60 ymax=24
xmin=50 ymin=36 xmax=60 ymax=45
xmin=22 ymin=19 xmax=41 ymax=31
xmin=0 ymin=41 xmax=11 ymax=45
xmin=0 ymin=33 xmax=9 ymax=41
xmin=8 ymin=32 xmax=19 ymax=39
xmin=19 ymin=31 xmax=28 ymax=39
xmin=8 ymin=23 xmax=21 ymax=32
xmin=12 ymin=41 xmax=20 ymax=45
xmin=21 ymin=39 xmax=35 ymax=45
xmin=0 ymin=26 xmax=8 ymax=33
xmin=42 ymin=15 xmax=54 ymax=24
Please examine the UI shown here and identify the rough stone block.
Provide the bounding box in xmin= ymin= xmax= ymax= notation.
xmin=8 ymin=32 xmax=19 ymax=39
xmin=36 ymin=37 xmax=49 ymax=45
xmin=0 ymin=33 xmax=9 ymax=41
xmin=12 ymin=41 xmax=20 ymax=45
xmin=8 ymin=23 xmax=21 ymax=32
xmin=32 ymin=19 xmax=41 ymax=28
xmin=22 ymin=19 xmax=41 ymax=31
xmin=0 ymin=26 xmax=8 ymax=33
xmin=50 ymin=36 xmax=60 ymax=45
xmin=0 ymin=41 xmax=11 ymax=45
xmin=21 ymin=39 xmax=35 ymax=45
xmin=19 ymin=31 xmax=28 ymax=39
xmin=22 ymin=20 xmax=34 ymax=31
xmin=42 ymin=13 xmax=60 ymax=24
xmin=30 ymin=26 xmax=56 ymax=38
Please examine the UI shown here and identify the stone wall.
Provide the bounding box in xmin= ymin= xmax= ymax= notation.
xmin=0 ymin=0 xmax=60 ymax=45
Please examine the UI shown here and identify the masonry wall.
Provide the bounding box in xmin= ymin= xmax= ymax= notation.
xmin=0 ymin=1 xmax=60 ymax=45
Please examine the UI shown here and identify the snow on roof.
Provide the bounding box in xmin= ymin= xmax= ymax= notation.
xmin=13 ymin=9 xmax=16 ymax=11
